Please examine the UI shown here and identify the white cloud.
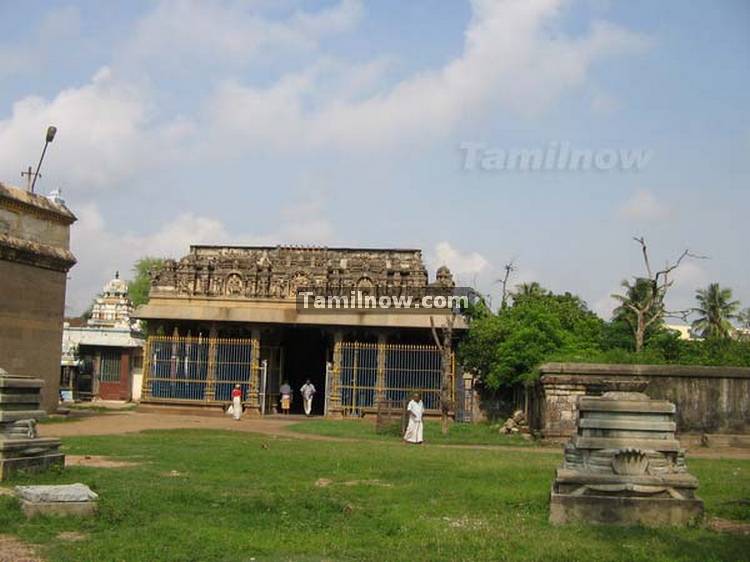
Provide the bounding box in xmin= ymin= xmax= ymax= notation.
xmin=67 ymin=204 xmax=232 ymax=313
xmin=207 ymin=0 xmax=649 ymax=150
xmin=0 ymin=67 xmax=193 ymax=194
xmin=126 ymin=0 xmax=363 ymax=66
xmin=431 ymin=241 xmax=489 ymax=282
xmin=619 ymin=189 xmax=672 ymax=222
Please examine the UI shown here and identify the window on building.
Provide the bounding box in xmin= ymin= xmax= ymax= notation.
xmin=100 ymin=350 xmax=121 ymax=382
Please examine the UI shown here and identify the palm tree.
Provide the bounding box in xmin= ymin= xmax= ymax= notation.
xmin=514 ymin=282 xmax=548 ymax=298
xmin=611 ymin=277 xmax=664 ymax=353
xmin=691 ymin=283 xmax=740 ymax=339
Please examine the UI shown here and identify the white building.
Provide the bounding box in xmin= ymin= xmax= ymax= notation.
xmin=61 ymin=273 xmax=145 ymax=401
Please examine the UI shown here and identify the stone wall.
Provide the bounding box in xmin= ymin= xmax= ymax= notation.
xmin=0 ymin=183 xmax=76 ymax=412
xmin=537 ymin=363 xmax=750 ymax=438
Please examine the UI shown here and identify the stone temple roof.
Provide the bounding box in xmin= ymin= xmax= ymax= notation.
xmin=0 ymin=182 xmax=76 ymax=225
xmin=102 ymin=271 xmax=129 ymax=297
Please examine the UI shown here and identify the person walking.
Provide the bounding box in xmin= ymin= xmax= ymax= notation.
xmin=300 ymin=379 xmax=316 ymax=416
xmin=403 ymin=392 xmax=424 ymax=444
xmin=279 ymin=381 xmax=292 ymax=415
xmin=231 ymin=384 xmax=243 ymax=421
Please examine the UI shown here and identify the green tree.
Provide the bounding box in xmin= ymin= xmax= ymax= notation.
xmin=459 ymin=291 xmax=603 ymax=389
xmin=128 ymin=257 xmax=164 ymax=308
xmin=513 ymin=281 xmax=549 ymax=300
xmin=691 ymin=283 xmax=740 ymax=339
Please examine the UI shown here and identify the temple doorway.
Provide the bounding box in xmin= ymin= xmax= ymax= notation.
xmin=280 ymin=327 xmax=328 ymax=415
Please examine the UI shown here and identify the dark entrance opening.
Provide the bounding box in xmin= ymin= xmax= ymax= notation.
xmin=281 ymin=327 xmax=328 ymax=415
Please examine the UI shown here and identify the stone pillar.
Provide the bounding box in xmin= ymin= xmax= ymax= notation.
xmin=327 ymin=331 xmax=344 ymax=417
xmin=204 ymin=325 xmax=218 ymax=402
xmin=540 ymin=375 xmax=606 ymax=439
xmin=0 ymin=369 xmax=64 ymax=480
xmin=246 ymin=327 xmax=262 ymax=416
xmin=375 ymin=333 xmax=387 ymax=405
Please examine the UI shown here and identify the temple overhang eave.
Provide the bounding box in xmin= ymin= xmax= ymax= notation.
xmin=135 ymin=297 xmax=467 ymax=330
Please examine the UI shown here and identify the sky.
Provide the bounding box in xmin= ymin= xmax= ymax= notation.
xmin=1 ymin=0 xmax=748 ymax=318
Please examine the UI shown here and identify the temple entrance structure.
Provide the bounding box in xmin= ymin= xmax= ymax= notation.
xmin=136 ymin=245 xmax=466 ymax=417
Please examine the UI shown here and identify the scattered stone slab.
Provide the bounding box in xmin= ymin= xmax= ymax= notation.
xmin=499 ymin=410 xmax=529 ymax=435
xmin=15 ymin=483 xmax=98 ymax=518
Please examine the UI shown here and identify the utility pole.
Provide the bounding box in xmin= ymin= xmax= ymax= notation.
xmin=20 ymin=166 xmax=38 ymax=191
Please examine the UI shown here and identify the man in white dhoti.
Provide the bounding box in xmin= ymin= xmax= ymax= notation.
xmin=300 ymin=379 xmax=316 ymax=416
xmin=403 ymin=393 xmax=424 ymax=444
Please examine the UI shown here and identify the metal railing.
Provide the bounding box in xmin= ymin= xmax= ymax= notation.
xmin=338 ymin=342 xmax=451 ymax=415
xmin=142 ymin=336 xmax=256 ymax=403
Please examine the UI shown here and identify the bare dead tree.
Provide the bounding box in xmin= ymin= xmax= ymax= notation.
xmin=430 ymin=314 xmax=455 ymax=435
xmin=612 ymin=237 xmax=706 ymax=353
xmin=496 ymin=260 xmax=516 ymax=310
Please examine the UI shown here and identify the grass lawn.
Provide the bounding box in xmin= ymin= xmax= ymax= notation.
xmin=287 ymin=418 xmax=541 ymax=447
xmin=0 ymin=430 xmax=748 ymax=561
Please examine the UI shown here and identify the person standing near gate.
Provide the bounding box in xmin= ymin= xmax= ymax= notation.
xmin=403 ymin=392 xmax=424 ymax=444
xmin=300 ymin=379 xmax=316 ymax=416
xmin=279 ymin=381 xmax=292 ymax=414
xmin=231 ymin=384 xmax=243 ymax=421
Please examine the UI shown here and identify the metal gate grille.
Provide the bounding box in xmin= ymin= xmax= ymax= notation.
xmin=339 ymin=342 xmax=450 ymax=415
xmin=143 ymin=336 xmax=256 ymax=403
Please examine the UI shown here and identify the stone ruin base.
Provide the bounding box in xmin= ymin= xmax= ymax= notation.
xmin=550 ymin=492 xmax=704 ymax=527
xmin=548 ymin=384 xmax=704 ymax=527
xmin=0 ymin=373 xmax=64 ymax=481
xmin=15 ymin=484 xmax=98 ymax=518
xmin=550 ymin=468 xmax=704 ymax=526
xmin=0 ymin=440 xmax=64 ymax=480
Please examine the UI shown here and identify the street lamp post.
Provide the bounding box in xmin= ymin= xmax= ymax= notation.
xmin=30 ymin=125 xmax=57 ymax=193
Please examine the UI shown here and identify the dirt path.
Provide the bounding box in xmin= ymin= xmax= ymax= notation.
xmin=0 ymin=535 xmax=43 ymax=562
xmin=39 ymin=411 xmax=750 ymax=459
xmin=40 ymin=411 xmax=303 ymax=439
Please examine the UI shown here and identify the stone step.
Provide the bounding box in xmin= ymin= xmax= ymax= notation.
xmin=0 ymin=410 xmax=47 ymax=423
xmin=0 ymin=377 xmax=44 ymax=389
xmin=572 ymin=436 xmax=682 ymax=452
xmin=578 ymin=418 xmax=676 ymax=431
xmin=578 ymin=398 xmax=676 ymax=414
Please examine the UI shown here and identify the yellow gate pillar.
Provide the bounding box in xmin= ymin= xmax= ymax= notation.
xmin=375 ymin=334 xmax=387 ymax=406
xmin=247 ymin=327 xmax=262 ymax=416
xmin=327 ymin=331 xmax=344 ymax=418
xmin=204 ymin=325 xmax=218 ymax=402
